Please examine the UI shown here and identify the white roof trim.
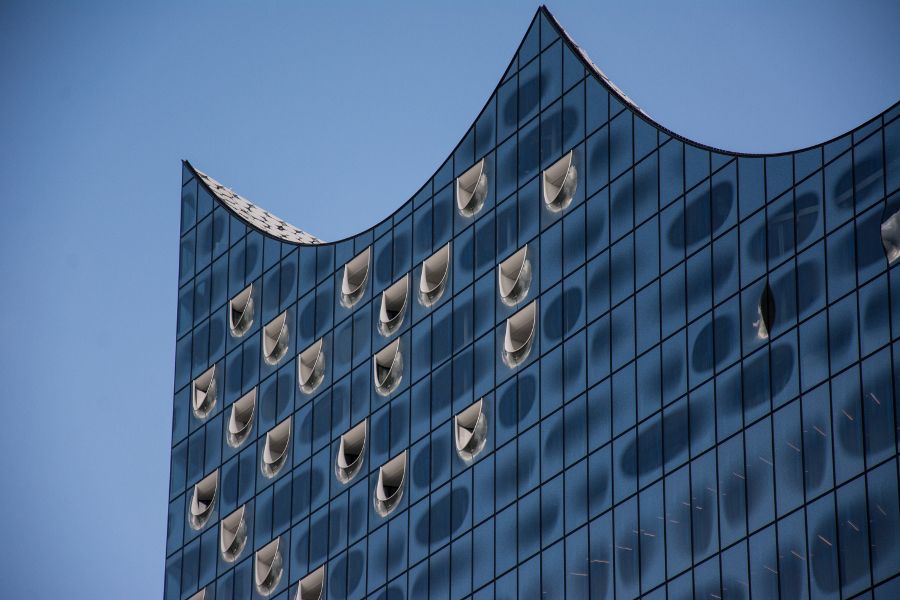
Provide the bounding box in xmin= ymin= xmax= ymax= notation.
xmin=191 ymin=166 xmax=323 ymax=245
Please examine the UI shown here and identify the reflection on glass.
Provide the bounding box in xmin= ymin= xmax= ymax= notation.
xmin=298 ymin=338 xmax=326 ymax=394
xmin=419 ymin=243 xmax=451 ymax=307
xmin=543 ymin=150 xmax=577 ymax=212
xmin=296 ymin=565 xmax=326 ymax=600
xmin=227 ymin=388 xmax=256 ymax=448
xmin=341 ymin=247 xmax=371 ymax=308
xmin=456 ymin=158 xmax=488 ymax=217
xmin=220 ymin=504 xmax=248 ymax=562
xmin=379 ymin=275 xmax=409 ymax=336
xmin=336 ymin=419 xmax=367 ymax=484
xmin=191 ymin=365 xmax=217 ymax=419
xmin=254 ymin=537 xmax=283 ymax=596
xmin=375 ymin=451 xmax=408 ymax=517
xmin=498 ymin=245 xmax=532 ymax=306
xmin=454 ymin=398 xmax=488 ymax=461
xmin=262 ymin=311 xmax=289 ymax=365
xmin=261 ymin=417 xmax=292 ymax=478
xmin=229 ymin=284 xmax=254 ymax=337
xmin=503 ymin=300 xmax=537 ymax=368
xmin=754 ymin=281 xmax=776 ymax=340
xmin=881 ymin=207 xmax=900 ymax=264
xmin=373 ymin=339 xmax=403 ymax=396
xmin=188 ymin=469 xmax=218 ymax=530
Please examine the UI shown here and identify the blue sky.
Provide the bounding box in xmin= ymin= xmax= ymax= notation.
xmin=0 ymin=1 xmax=897 ymax=598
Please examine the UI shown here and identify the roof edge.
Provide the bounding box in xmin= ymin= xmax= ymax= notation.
xmin=539 ymin=5 xmax=899 ymax=158
xmin=184 ymin=160 xmax=324 ymax=245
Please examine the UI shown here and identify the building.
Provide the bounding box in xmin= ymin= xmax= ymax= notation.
xmin=165 ymin=6 xmax=900 ymax=600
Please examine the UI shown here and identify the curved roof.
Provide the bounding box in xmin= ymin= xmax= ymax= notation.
xmin=185 ymin=161 xmax=323 ymax=244
xmin=185 ymin=5 xmax=898 ymax=247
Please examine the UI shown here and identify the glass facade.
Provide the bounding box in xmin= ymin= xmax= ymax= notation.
xmin=166 ymin=7 xmax=900 ymax=600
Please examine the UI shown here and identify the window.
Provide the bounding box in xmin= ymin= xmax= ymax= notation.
xmin=254 ymin=537 xmax=283 ymax=596
xmin=373 ymin=339 xmax=403 ymax=396
xmin=227 ymin=388 xmax=256 ymax=448
xmin=261 ymin=417 xmax=292 ymax=478
xmin=374 ymin=450 xmax=408 ymax=517
xmin=457 ymin=158 xmax=488 ymax=217
xmin=229 ymin=284 xmax=254 ymax=337
xmin=379 ymin=275 xmax=409 ymax=336
xmin=498 ymin=245 xmax=532 ymax=306
xmin=262 ymin=311 xmax=289 ymax=365
xmin=336 ymin=419 xmax=367 ymax=484
xmin=188 ymin=469 xmax=218 ymax=530
xmin=297 ymin=338 xmax=326 ymax=394
xmin=419 ymin=243 xmax=451 ymax=307
xmin=503 ymin=300 xmax=537 ymax=367
xmin=341 ymin=246 xmax=371 ymax=308
xmin=454 ymin=398 xmax=487 ymax=461
xmin=297 ymin=565 xmax=326 ymax=600
xmin=882 ymin=206 xmax=900 ymax=264
xmin=220 ymin=505 xmax=248 ymax=562
xmin=191 ymin=365 xmax=217 ymax=419
xmin=543 ymin=150 xmax=577 ymax=212
xmin=754 ymin=281 xmax=776 ymax=340
xmin=187 ymin=591 xmax=206 ymax=600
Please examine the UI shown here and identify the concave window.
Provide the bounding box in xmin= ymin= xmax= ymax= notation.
xmin=261 ymin=417 xmax=292 ymax=478
xmin=497 ymin=245 xmax=532 ymax=306
xmin=187 ymin=591 xmax=206 ymax=600
xmin=255 ymin=537 xmax=284 ymax=597
xmin=419 ymin=243 xmax=451 ymax=307
xmin=754 ymin=281 xmax=776 ymax=340
xmin=296 ymin=565 xmax=326 ymax=600
xmin=502 ymin=300 xmax=537 ymax=368
xmin=220 ymin=505 xmax=248 ymax=562
xmin=297 ymin=338 xmax=326 ymax=394
xmin=374 ymin=450 xmax=407 ymax=517
xmin=341 ymin=247 xmax=371 ymax=308
xmin=188 ymin=469 xmax=219 ymax=530
xmin=262 ymin=311 xmax=289 ymax=365
xmin=229 ymin=284 xmax=254 ymax=337
xmin=227 ymin=388 xmax=256 ymax=448
xmin=543 ymin=150 xmax=577 ymax=212
xmin=379 ymin=275 xmax=409 ymax=336
xmin=882 ymin=207 xmax=900 ymax=265
xmin=454 ymin=398 xmax=487 ymax=461
xmin=456 ymin=158 xmax=488 ymax=217
xmin=191 ymin=365 xmax=217 ymax=419
xmin=335 ymin=419 xmax=367 ymax=484
xmin=373 ymin=339 xmax=402 ymax=396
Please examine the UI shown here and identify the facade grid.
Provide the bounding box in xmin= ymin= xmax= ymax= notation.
xmin=166 ymin=7 xmax=900 ymax=600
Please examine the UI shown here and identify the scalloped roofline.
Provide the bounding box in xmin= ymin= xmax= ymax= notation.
xmin=184 ymin=5 xmax=899 ymax=247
